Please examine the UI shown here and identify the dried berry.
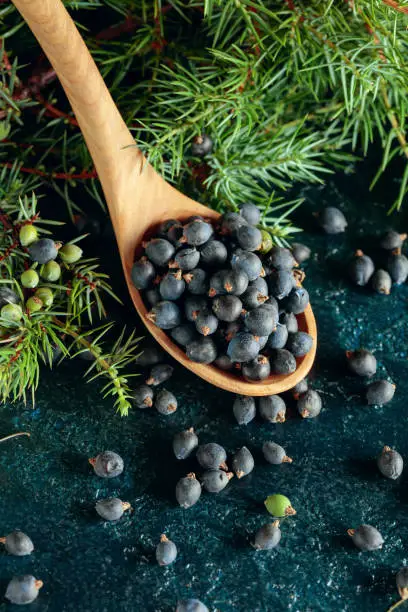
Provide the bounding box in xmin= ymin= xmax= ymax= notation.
xmin=253 ymin=521 xmax=281 ymax=550
xmin=297 ymin=389 xmax=322 ymax=418
xmin=89 ymin=450 xmax=124 ymax=478
xmin=264 ymin=494 xmax=296 ymax=517
xmin=173 ymin=428 xmax=199 ymax=460
xmin=132 ymin=384 xmax=154 ymax=409
xmin=292 ymin=243 xmax=311 ymax=264
xmin=380 ymin=230 xmax=406 ymax=250
xmin=201 ymin=469 xmax=233 ymax=493
xmin=263 ymin=441 xmax=292 ymax=465
xmin=347 ymin=524 xmax=384 ymax=551
xmin=241 ymin=286 xmax=269 ymax=310
xmin=0 ymin=530 xmax=34 ymax=556
xmin=269 ymin=349 xmax=296 ymax=375
xmin=232 ymin=446 xmax=254 ymax=478
xmin=156 ymin=534 xmax=177 ymax=566
xmin=146 ymin=364 xmax=174 ymax=386
xmin=196 ymin=443 xmax=227 ymax=470
xmin=377 ymin=446 xmax=403 ymax=480
xmin=5 ymin=575 xmax=43 ymax=605
xmin=233 ymin=395 xmax=256 ymax=425
xmin=349 ymin=250 xmax=375 ymax=286
xmin=242 ymin=355 xmax=270 ymax=382
xmin=318 ymin=207 xmax=347 ymax=234
xmin=371 ymin=269 xmax=392 ymax=295
xmin=259 ymin=395 xmax=286 ymax=423
xmin=286 ymin=331 xmax=313 ymax=357
xmin=175 ymin=473 xmax=202 ymax=508
xmin=387 ymin=252 xmax=408 ymax=284
xmin=184 ymin=296 xmax=209 ymax=322
xmin=95 ymin=498 xmax=131 ymax=521
xmin=366 ymin=380 xmax=395 ymax=406
xmin=155 ymin=389 xmax=178 ymax=415
xmin=346 ymin=349 xmax=377 ymax=377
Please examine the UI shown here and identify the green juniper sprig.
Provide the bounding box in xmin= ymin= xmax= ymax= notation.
xmin=0 ymin=191 xmax=140 ymax=415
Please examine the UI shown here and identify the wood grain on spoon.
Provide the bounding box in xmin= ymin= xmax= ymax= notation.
xmin=12 ymin=0 xmax=316 ymax=395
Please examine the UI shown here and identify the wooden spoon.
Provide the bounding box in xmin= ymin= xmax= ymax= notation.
xmin=12 ymin=0 xmax=316 ymax=396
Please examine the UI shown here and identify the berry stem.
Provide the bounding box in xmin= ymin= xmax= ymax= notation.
xmin=387 ymin=599 xmax=406 ymax=612
xmin=0 ymin=432 xmax=30 ymax=443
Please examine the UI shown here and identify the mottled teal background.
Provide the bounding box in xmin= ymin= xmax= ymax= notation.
xmin=0 ymin=169 xmax=408 ymax=612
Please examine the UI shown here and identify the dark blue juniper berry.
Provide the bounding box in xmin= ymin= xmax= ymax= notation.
xmin=219 ymin=212 xmax=248 ymax=235
xmin=349 ymin=250 xmax=375 ymax=286
xmin=266 ymin=323 xmax=288 ymax=350
xmin=173 ymin=428 xmax=199 ymax=460
xmin=0 ymin=287 xmax=19 ymax=308
xmin=159 ymin=271 xmax=185 ymax=301
xmin=250 ymin=276 xmax=268 ymax=295
xmin=297 ymin=389 xmax=322 ymax=418
xmin=231 ymin=249 xmax=263 ymax=281
xmin=186 ymin=337 xmax=217 ymax=363
xmin=239 ymin=203 xmax=261 ymax=225
xmin=212 ymin=295 xmax=243 ymax=322
xmin=191 ymin=134 xmax=213 ymax=157
xmin=227 ymin=332 xmax=260 ymax=362
xmin=171 ymin=323 xmax=198 ymax=347
xmin=147 ymin=301 xmax=181 ymax=329
xmin=279 ymin=311 xmax=298 ymax=333
xmin=347 ymin=524 xmax=384 ymax=551
xmin=380 ymin=230 xmax=406 ymax=250
xmin=135 ymin=343 xmax=165 ymax=367
xmin=268 ymin=270 xmax=295 ymax=300
xmin=197 ymin=443 xmax=227 ymax=470
xmin=377 ymin=446 xmax=403 ymax=480
xmin=184 ymin=296 xmax=209 ymax=322
xmin=282 ymin=287 xmax=309 ymax=314
xmin=371 ymin=269 xmax=392 ymax=295
xmin=132 ymin=384 xmax=154 ymax=408
xmin=214 ymin=354 xmax=234 ymax=371
xmin=387 ymin=252 xmax=408 ymax=284
xmin=195 ymin=312 xmax=218 ymax=336
xmin=200 ymin=240 xmax=228 ymax=267
xmin=132 ymin=256 xmax=155 ymax=289
xmin=183 ymin=268 xmax=207 ymax=295
xmin=346 ymin=349 xmax=376 ymax=377
xmin=259 ymin=395 xmax=286 ymax=423
xmin=183 ymin=220 xmax=213 ymax=246
xmin=156 ymin=535 xmax=177 ymax=566
xmin=233 ymin=395 xmax=256 ymax=425
xmin=5 ymin=575 xmax=43 ymax=605
xmin=0 ymin=530 xmax=34 ymax=556
xmin=317 ymin=206 xmax=347 ymax=234
xmin=158 ymin=219 xmax=180 ymax=239
xmin=242 ymin=355 xmax=270 ymax=382
xmin=256 ymin=335 xmax=269 ymax=350
xmin=145 ymin=238 xmax=175 ymax=267
xmin=236 ymin=225 xmax=262 ymax=251
xmin=241 ymin=286 xmax=269 ymax=309
xmin=167 ymin=223 xmax=184 ymax=247
xmin=95 ymin=498 xmax=131 ymax=521
xmin=209 ymin=269 xmax=249 ymax=297
xmin=28 ymin=238 xmax=58 ymax=264
xmin=286 ymin=331 xmax=313 ymax=357
xmin=144 ymin=287 xmax=161 ymax=307
xmin=366 ymin=380 xmax=396 ymax=405
xmin=201 ymin=469 xmax=233 ymax=492
xmin=291 ymin=377 xmax=308 ymax=399
xmin=176 ymin=599 xmax=209 ymax=612
xmin=292 ymin=243 xmax=311 ymax=264
xmin=155 ymin=389 xmax=178 ymax=415
xmin=232 ymin=446 xmax=254 ymax=478
xmin=146 ymin=364 xmax=174 ymax=386
xmin=396 ymin=568 xmax=408 ymax=601
xmin=269 ymin=349 xmax=297 ymax=375
xmin=89 ymin=451 xmax=124 ymax=478
xmin=252 ymin=522 xmax=281 ymax=550
xmin=244 ymin=304 xmax=278 ymax=336
xmin=267 ymin=246 xmax=297 ymax=271
xmin=176 ymin=473 xmax=202 ymax=508
xmin=170 ymin=247 xmax=200 ymax=271
xmin=263 ymin=441 xmax=292 ymax=465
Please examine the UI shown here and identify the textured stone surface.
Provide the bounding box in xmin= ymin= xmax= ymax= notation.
xmin=1 ymin=175 xmax=408 ymax=611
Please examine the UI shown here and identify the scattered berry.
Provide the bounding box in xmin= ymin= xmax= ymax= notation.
xmin=146 ymin=364 xmax=174 ymax=386
xmin=232 ymin=446 xmax=254 ymax=478
xmin=349 ymin=250 xmax=375 ymax=286
xmin=135 ymin=343 xmax=165 ymax=367
xmin=263 ymin=441 xmax=292 ymax=465
xmin=377 ymin=446 xmax=403 ymax=480
xmin=396 ymin=568 xmax=408 ymax=601
xmin=318 ymin=207 xmax=347 ymax=234
xmin=0 ymin=530 xmax=34 ymax=556
xmin=173 ymin=428 xmax=199 ymax=460
xmin=297 ymin=389 xmax=322 ymax=418
xmin=28 ymin=238 xmax=58 ymax=264
xmin=366 ymin=380 xmax=395 ymax=406
xmin=371 ymin=269 xmax=392 ymax=295
xmin=5 ymin=575 xmax=43 ymax=605
xmin=380 ymin=230 xmax=406 ymax=250
xmin=233 ymin=395 xmax=256 ymax=425
xmin=387 ymin=252 xmax=408 ymax=284
xmin=176 ymin=473 xmax=202 ymax=508
xmin=253 ymin=521 xmax=281 ymax=550
xmin=89 ymin=450 xmax=124 ymax=478
xmin=291 ymin=378 xmax=308 ymax=399
xmin=197 ymin=443 xmax=227 ymax=470
xmin=347 ymin=524 xmax=384 ymax=551
xmin=155 ymin=389 xmax=178 ymax=415
xmin=201 ymin=469 xmax=233 ymax=493
xmin=156 ymin=534 xmax=177 ymax=566
xmin=259 ymin=395 xmax=286 ymax=423
xmin=176 ymin=599 xmax=209 ymax=612
xmin=264 ymin=494 xmax=296 ymax=517
xmin=95 ymin=498 xmax=131 ymax=521
xmin=132 ymin=384 xmax=154 ymax=409
xmin=346 ymin=349 xmax=377 ymax=377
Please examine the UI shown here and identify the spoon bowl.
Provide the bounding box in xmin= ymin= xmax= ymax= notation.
xmin=12 ymin=0 xmax=316 ymax=395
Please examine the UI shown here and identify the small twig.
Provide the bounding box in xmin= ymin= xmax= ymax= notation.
xmin=35 ymin=94 xmax=79 ymax=127
xmin=382 ymin=0 xmax=408 ymax=14
xmin=0 ymin=432 xmax=30 ymax=443
xmin=0 ymin=162 xmax=97 ymax=180
xmin=387 ymin=598 xmax=406 ymax=612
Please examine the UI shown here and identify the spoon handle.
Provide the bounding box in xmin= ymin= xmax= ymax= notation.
xmin=11 ymin=0 xmax=144 ymax=222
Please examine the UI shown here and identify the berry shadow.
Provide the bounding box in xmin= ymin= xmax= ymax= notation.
xmin=60 ymin=450 xmax=90 ymax=475
xmin=328 ymin=533 xmax=355 ymax=551
xmin=230 ymin=528 xmax=252 ymax=550
xmin=142 ymin=431 xmax=184 ymax=504
xmin=345 ymin=457 xmax=380 ymax=483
